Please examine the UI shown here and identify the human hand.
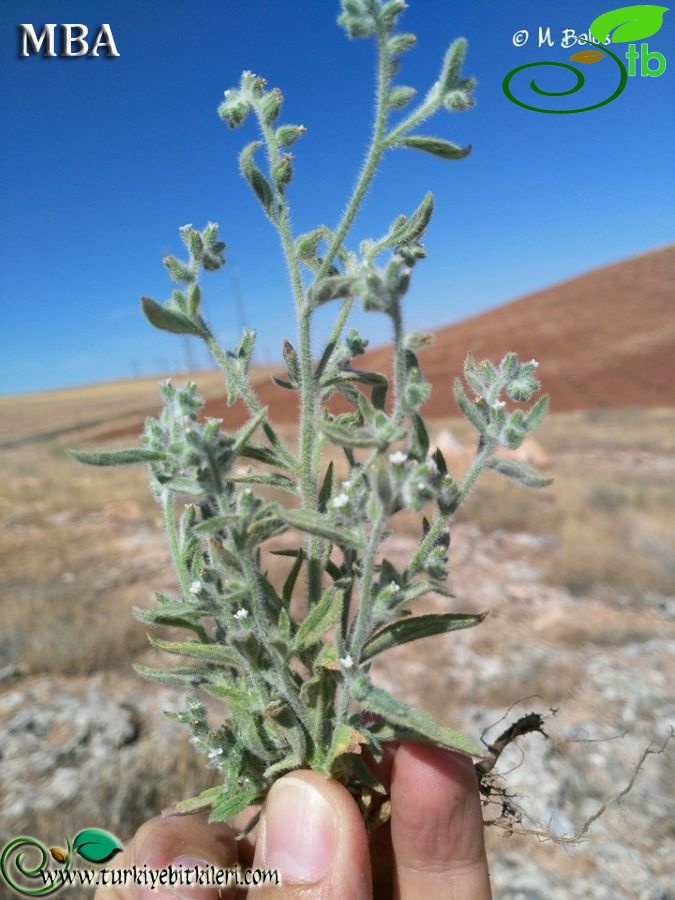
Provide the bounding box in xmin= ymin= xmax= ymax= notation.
xmin=96 ymin=742 xmax=491 ymax=899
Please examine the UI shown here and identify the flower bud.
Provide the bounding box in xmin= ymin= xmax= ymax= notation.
xmin=275 ymin=124 xmax=307 ymax=148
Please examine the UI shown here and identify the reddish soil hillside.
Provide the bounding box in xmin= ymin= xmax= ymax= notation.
xmin=98 ymin=245 xmax=674 ymax=440
xmin=208 ymin=244 xmax=674 ymax=424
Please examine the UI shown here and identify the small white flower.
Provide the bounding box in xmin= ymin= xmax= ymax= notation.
xmin=189 ymin=580 xmax=202 ymax=594
xmin=343 ymin=480 xmax=353 ymax=490
xmin=389 ymin=581 xmax=400 ymax=593
xmin=389 ymin=451 xmax=407 ymax=465
xmin=233 ymin=608 xmax=249 ymax=621
xmin=491 ymin=400 xmax=506 ymax=410
xmin=207 ymin=746 xmax=224 ymax=760
xmin=340 ymin=653 xmax=354 ymax=669
xmin=331 ymin=492 xmax=349 ymax=509
xmin=529 ymin=359 xmax=539 ymax=368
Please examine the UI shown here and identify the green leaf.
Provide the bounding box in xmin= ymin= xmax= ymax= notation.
xmin=281 ymin=549 xmax=304 ymax=606
xmin=308 ymin=275 xmax=356 ymax=309
xmin=282 ymin=340 xmax=301 ymax=385
xmin=439 ymin=37 xmax=468 ymax=91
xmin=319 ymin=418 xmax=381 ymax=449
xmin=238 ymin=441 xmax=291 ymax=469
xmin=133 ymin=663 xmax=209 ymax=685
xmin=141 ymin=296 xmax=208 ymax=337
xmin=232 ymin=406 xmax=268 ymax=453
xmin=228 ymin=472 xmax=298 ymax=494
xmin=167 ymin=786 xmax=222 ymax=816
xmin=526 ymin=394 xmax=550 ymax=432
xmin=293 ymin=585 xmax=344 ymax=651
xmin=73 ymin=829 xmax=123 ymax=864
xmin=590 ymin=5 xmax=668 ymax=43
xmin=397 ymin=136 xmax=472 ymax=160
xmin=352 ymin=678 xmax=484 ymax=756
xmin=318 ymin=461 xmax=335 ymax=512
xmin=133 ymin=607 xmax=208 ymax=640
xmin=484 ymin=456 xmax=553 ymax=488
xmin=278 ymin=508 xmax=366 ymax=550
xmin=272 ymin=374 xmax=297 ymax=390
xmin=239 ymin=141 xmax=276 ymax=220
xmin=68 ymin=447 xmax=164 ymax=466
xmin=453 ymin=377 xmax=489 ymax=434
xmin=400 ymin=192 xmax=434 ymax=243
xmin=148 ymin=636 xmax=243 ymax=669
xmin=209 ymin=785 xmax=259 ymax=822
xmin=362 ymin=612 xmax=486 ymax=661
xmin=408 ymin=413 xmax=429 ymax=460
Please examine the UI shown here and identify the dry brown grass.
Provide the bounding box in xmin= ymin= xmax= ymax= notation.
xmin=1 ymin=397 xmax=673 ymax=681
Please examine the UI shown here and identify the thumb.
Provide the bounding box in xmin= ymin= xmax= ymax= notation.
xmin=252 ymin=770 xmax=372 ymax=899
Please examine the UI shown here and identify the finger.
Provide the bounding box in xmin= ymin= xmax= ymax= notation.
xmin=390 ymin=744 xmax=491 ymax=900
xmin=252 ymin=770 xmax=372 ymax=900
xmin=95 ymin=813 xmax=238 ymax=899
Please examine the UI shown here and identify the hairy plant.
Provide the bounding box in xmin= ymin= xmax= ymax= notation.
xmin=72 ymin=0 xmax=550 ymax=828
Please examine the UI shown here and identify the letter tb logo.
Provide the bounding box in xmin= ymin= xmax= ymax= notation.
xmin=19 ymin=24 xmax=120 ymax=58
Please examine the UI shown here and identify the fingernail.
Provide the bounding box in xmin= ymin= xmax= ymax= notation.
xmin=260 ymin=776 xmax=337 ymax=883
xmin=140 ymin=855 xmax=218 ymax=899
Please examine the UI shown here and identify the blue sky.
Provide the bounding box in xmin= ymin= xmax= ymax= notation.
xmin=1 ymin=1 xmax=673 ymax=395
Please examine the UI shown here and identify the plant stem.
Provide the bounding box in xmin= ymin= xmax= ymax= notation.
xmin=205 ymin=333 xmax=296 ymax=470
xmin=408 ymin=439 xmax=494 ymax=576
xmin=163 ymin=491 xmax=191 ymax=596
xmin=318 ymin=26 xmax=393 ymax=361
xmin=254 ymin=109 xmax=325 ymax=603
xmin=349 ymin=506 xmax=387 ymax=664
xmin=390 ymin=299 xmax=407 ymax=426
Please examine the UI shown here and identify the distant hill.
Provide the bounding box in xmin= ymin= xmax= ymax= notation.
xmin=204 ymin=244 xmax=675 ymax=423
xmin=10 ymin=246 xmax=669 ymax=448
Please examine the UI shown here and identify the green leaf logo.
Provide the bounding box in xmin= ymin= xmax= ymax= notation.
xmin=72 ymin=829 xmax=123 ymax=864
xmin=590 ymin=5 xmax=669 ymax=43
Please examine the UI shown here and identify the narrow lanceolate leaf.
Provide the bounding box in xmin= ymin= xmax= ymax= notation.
xmin=318 ymin=419 xmax=381 ymax=449
xmin=233 ymin=406 xmax=269 ymax=452
xmin=409 ymin=413 xmax=430 ymax=460
xmin=148 ymin=635 xmax=243 ymax=669
xmin=282 ymin=549 xmax=305 ymax=604
xmin=141 ymin=296 xmax=208 ymax=337
xmin=69 ymin=447 xmax=164 ymax=466
xmin=209 ymin=785 xmax=259 ymax=823
xmin=525 ymin=394 xmax=550 ymax=432
xmin=165 ymin=786 xmax=222 ymax=817
xmin=352 ymin=678 xmax=484 ymax=757
xmin=399 ymin=192 xmax=434 ymax=243
xmin=318 ymin=461 xmax=335 ymax=512
xmin=293 ymin=586 xmax=344 ymax=651
xmin=397 ymin=136 xmax=472 ymax=160
xmin=133 ymin=663 xmax=209 ymax=685
xmin=307 ymin=275 xmax=356 ymax=309
xmin=133 ymin=607 xmax=207 ymax=641
xmin=228 ymin=472 xmax=298 ymax=494
xmin=361 ymin=612 xmax=486 ymax=661
xmin=484 ymin=456 xmax=553 ymax=488
xmin=278 ymin=508 xmax=366 ymax=550
xmin=239 ymin=141 xmax=276 ymax=220
xmin=453 ymin=378 xmax=489 ymax=434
